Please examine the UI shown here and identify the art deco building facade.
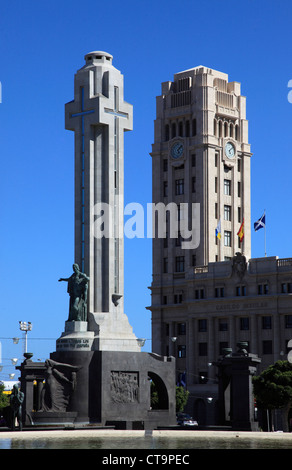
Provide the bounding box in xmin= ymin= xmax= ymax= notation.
xmin=148 ymin=65 xmax=292 ymax=424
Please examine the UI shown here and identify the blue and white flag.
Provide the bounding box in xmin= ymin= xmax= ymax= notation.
xmin=177 ymin=371 xmax=186 ymax=388
xmin=254 ymin=213 xmax=266 ymax=232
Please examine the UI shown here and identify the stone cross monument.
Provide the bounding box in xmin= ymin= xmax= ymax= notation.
xmin=58 ymin=51 xmax=140 ymax=352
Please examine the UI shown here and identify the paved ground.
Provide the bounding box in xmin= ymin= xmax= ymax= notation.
xmin=0 ymin=428 xmax=291 ymax=441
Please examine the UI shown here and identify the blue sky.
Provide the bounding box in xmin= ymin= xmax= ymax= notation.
xmin=0 ymin=0 xmax=292 ymax=380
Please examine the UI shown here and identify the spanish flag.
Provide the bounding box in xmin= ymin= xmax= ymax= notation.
xmin=237 ymin=219 xmax=244 ymax=242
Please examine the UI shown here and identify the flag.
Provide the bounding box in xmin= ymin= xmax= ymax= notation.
xmin=237 ymin=219 xmax=244 ymax=242
xmin=254 ymin=213 xmax=266 ymax=231
xmin=215 ymin=220 xmax=221 ymax=240
xmin=177 ymin=371 xmax=186 ymax=388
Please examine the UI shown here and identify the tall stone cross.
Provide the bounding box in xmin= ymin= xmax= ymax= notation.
xmin=65 ymin=52 xmax=138 ymax=352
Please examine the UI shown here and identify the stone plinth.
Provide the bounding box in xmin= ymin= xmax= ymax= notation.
xmin=31 ymin=411 xmax=78 ymax=426
xmin=56 ymin=321 xmax=94 ymax=352
xmin=89 ymin=311 xmax=141 ymax=352
xmin=215 ymin=344 xmax=261 ymax=431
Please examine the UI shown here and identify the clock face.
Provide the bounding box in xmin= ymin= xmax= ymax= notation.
xmin=171 ymin=141 xmax=184 ymax=159
xmin=225 ymin=142 xmax=235 ymax=159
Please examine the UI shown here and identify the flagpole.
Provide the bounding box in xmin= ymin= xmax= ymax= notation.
xmin=264 ymin=209 xmax=266 ymax=257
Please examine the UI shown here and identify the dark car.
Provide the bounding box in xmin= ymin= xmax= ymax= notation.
xmin=176 ymin=412 xmax=198 ymax=427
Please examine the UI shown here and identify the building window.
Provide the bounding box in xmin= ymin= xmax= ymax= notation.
xmin=163 ymin=295 xmax=167 ymax=305
xmin=258 ymin=284 xmax=269 ymax=295
xmin=163 ymin=258 xmax=168 ymax=273
xmin=262 ymin=316 xmax=272 ymax=329
xmin=215 ymin=287 xmax=225 ymax=298
xmin=238 ymin=181 xmax=241 ymax=197
xmin=235 ymin=124 xmax=239 ymax=140
xmin=163 ymin=159 xmax=168 ymax=171
xmin=224 ymin=205 xmax=231 ymax=221
xmin=281 ymin=283 xmax=292 ymax=293
xmin=165 ymin=323 xmax=169 ymax=336
xmin=262 ymin=340 xmax=273 ymax=355
xmin=192 ymin=154 xmax=196 ymax=167
xmin=240 ymin=317 xmax=249 ymax=330
xmin=285 ymin=315 xmax=292 ymax=328
xmin=163 ymin=181 xmax=168 ymax=197
xmin=215 ymin=152 xmax=218 ymax=167
xmin=174 ymin=294 xmax=183 ymax=304
xmin=178 ymin=345 xmax=186 ymax=358
xmin=195 ymin=288 xmax=205 ymax=299
xmin=192 ymin=176 xmax=196 ymax=193
xmin=198 ymin=342 xmax=208 ymax=356
xmin=237 ymin=158 xmax=241 ymax=172
xmin=215 ymin=177 xmax=218 ymax=193
xmin=175 ymin=256 xmax=185 ymax=272
xmin=178 ymin=323 xmax=186 ymax=335
xmin=175 ymin=179 xmax=184 ymax=195
xmin=192 ymin=119 xmax=197 ymax=136
xmin=224 ymin=231 xmax=232 ymax=247
xmin=165 ymin=124 xmax=170 ymax=141
xmin=171 ymin=122 xmax=176 ymax=138
xmin=236 ymin=285 xmax=246 ymax=296
xmin=198 ymin=319 xmax=207 ymax=332
xmin=238 ymin=207 xmax=241 ymax=223
xmin=224 ymin=179 xmax=231 ymax=195
xmin=192 ymin=254 xmax=196 ymax=267
xmin=219 ymin=320 xmax=228 ymax=331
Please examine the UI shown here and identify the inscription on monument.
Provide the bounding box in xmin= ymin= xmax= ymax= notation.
xmin=57 ymin=338 xmax=91 ymax=350
xmin=110 ymin=371 xmax=139 ymax=404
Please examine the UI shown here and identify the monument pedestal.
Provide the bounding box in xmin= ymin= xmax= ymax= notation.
xmin=215 ymin=343 xmax=261 ymax=431
xmin=31 ymin=411 xmax=78 ymax=426
xmin=50 ymin=349 xmax=176 ymax=429
xmin=56 ymin=321 xmax=94 ymax=352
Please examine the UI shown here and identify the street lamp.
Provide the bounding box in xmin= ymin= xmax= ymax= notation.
xmin=11 ymin=358 xmax=18 ymax=366
xmin=19 ymin=321 xmax=32 ymax=354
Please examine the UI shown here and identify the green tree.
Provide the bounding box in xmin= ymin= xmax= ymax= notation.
xmin=176 ymin=386 xmax=189 ymax=412
xmin=0 ymin=382 xmax=9 ymax=409
xmin=253 ymin=360 xmax=292 ymax=432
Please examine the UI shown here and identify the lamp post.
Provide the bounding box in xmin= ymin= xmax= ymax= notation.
xmin=19 ymin=321 xmax=32 ymax=354
xmin=137 ymin=338 xmax=146 ymax=348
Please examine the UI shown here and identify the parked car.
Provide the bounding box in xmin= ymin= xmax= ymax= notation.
xmin=176 ymin=412 xmax=198 ymax=427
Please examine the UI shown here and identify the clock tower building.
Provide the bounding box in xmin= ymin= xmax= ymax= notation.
xmin=151 ymin=65 xmax=251 ymax=275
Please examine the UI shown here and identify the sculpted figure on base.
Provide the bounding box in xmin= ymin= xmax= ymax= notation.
xmin=10 ymin=385 xmax=24 ymax=431
xmin=40 ymin=359 xmax=81 ymax=412
xmin=59 ymin=263 xmax=90 ymax=321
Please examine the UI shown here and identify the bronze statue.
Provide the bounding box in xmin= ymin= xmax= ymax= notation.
xmin=10 ymin=385 xmax=24 ymax=431
xmin=59 ymin=263 xmax=90 ymax=321
xmin=40 ymin=359 xmax=81 ymax=412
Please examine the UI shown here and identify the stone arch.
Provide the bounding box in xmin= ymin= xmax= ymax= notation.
xmin=148 ymin=371 xmax=169 ymax=410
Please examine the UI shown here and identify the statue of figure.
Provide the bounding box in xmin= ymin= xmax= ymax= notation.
xmin=10 ymin=385 xmax=24 ymax=431
xmin=40 ymin=359 xmax=81 ymax=412
xmin=59 ymin=263 xmax=90 ymax=321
